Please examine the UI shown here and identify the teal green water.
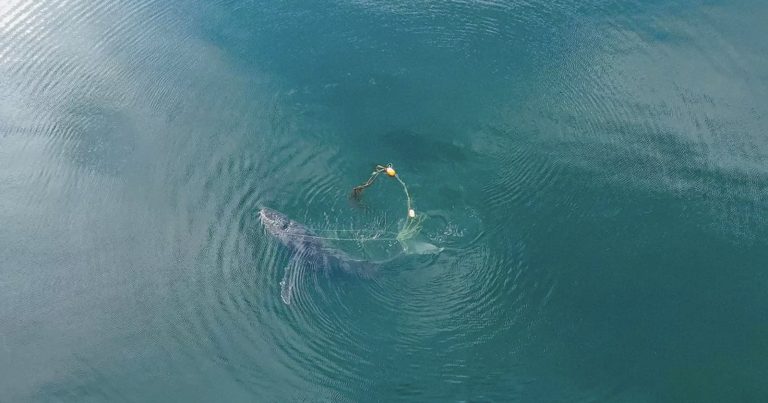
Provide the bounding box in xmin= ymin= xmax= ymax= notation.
xmin=1 ymin=0 xmax=767 ymax=401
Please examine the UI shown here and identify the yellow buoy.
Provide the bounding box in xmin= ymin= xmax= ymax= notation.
xmin=351 ymin=163 xmax=422 ymax=248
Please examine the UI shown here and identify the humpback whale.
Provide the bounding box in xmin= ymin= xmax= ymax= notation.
xmin=259 ymin=207 xmax=375 ymax=304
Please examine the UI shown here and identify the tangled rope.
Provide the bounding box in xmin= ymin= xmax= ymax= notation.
xmin=351 ymin=163 xmax=422 ymax=248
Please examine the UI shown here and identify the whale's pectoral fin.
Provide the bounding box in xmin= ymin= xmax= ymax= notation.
xmin=280 ymin=255 xmax=302 ymax=305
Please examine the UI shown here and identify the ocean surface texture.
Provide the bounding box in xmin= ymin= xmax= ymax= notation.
xmin=1 ymin=0 xmax=767 ymax=401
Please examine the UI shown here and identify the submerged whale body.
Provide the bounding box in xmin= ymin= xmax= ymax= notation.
xmin=259 ymin=207 xmax=375 ymax=304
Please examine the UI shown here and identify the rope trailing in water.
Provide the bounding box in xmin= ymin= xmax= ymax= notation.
xmin=351 ymin=163 xmax=422 ymax=247
xmin=351 ymin=164 xmax=389 ymax=199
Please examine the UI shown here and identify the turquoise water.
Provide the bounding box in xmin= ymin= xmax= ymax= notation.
xmin=1 ymin=0 xmax=767 ymax=401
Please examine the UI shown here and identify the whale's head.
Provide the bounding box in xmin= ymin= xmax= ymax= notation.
xmin=260 ymin=207 xmax=290 ymax=232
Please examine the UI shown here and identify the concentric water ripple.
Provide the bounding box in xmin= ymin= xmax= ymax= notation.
xmin=2 ymin=0 xmax=767 ymax=401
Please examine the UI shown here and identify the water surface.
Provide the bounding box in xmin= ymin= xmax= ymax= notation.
xmin=1 ymin=0 xmax=767 ymax=401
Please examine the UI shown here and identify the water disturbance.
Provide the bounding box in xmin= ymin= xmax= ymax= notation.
xmin=1 ymin=0 xmax=767 ymax=401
